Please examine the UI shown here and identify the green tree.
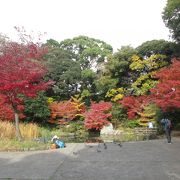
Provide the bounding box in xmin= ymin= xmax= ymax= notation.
xmin=95 ymin=76 xmax=118 ymax=100
xmin=96 ymin=46 xmax=137 ymax=98
xmin=44 ymin=43 xmax=81 ymax=100
xmin=106 ymin=46 xmax=137 ymax=87
xmin=59 ymin=35 xmax=113 ymax=70
xmin=81 ymin=69 xmax=96 ymax=94
xmin=59 ymin=36 xmax=113 ymax=97
xmin=162 ymin=0 xmax=180 ymax=42
xmin=24 ymin=92 xmax=50 ymax=124
xmin=136 ymin=39 xmax=177 ymax=59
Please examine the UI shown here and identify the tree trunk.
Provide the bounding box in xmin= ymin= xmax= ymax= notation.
xmin=14 ymin=111 xmax=22 ymax=141
xmin=88 ymin=128 xmax=100 ymax=137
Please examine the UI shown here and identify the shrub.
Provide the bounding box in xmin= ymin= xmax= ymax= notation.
xmin=123 ymin=119 xmax=140 ymax=128
xmin=84 ymin=101 xmax=112 ymax=130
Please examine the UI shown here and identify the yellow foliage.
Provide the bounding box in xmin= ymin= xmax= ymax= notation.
xmin=47 ymin=97 xmax=54 ymax=104
xmin=130 ymin=55 xmax=144 ymax=70
xmin=106 ymin=89 xmax=117 ymax=97
xmin=131 ymin=55 xmax=141 ymax=62
xmin=106 ymin=88 xmax=125 ymax=102
xmin=112 ymin=94 xmax=124 ymax=102
xmin=137 ymin=104 xmax=157 ymax=127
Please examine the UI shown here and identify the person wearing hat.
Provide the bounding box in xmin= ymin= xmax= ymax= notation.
xmin=51 ymin=135 xmax=65 ymax=148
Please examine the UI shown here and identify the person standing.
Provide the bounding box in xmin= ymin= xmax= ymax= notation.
xmin=160 ymin=118 xmax=172 ymax=144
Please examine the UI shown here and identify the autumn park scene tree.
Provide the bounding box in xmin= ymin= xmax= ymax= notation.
xmin=0 ymin=35 xmax=52 ymax=140
xmin=0 ymin=0 xmax=179 ymax=147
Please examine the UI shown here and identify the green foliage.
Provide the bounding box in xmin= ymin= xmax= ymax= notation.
xmin=60 ymin=35 xmax=113 ymax=70
xmin=0 ymin=139 xmax=50 ymax=151
xmin=45 ymin=39 xmax=60 ymax=48
xmin=24 ymin=92 xmax=50 ymax=124
xmin=136 ymin=39 xmax=177 ymax=59
xmin=81 ymin=69 xmax=96 ymax=80
xmin=105 ymin=46 xmax=137 ymax=87
xmin=44 ymin=36 xmax=113 ymax=100
xmin=81 ymin=69 xmax=96 ymax=93
xmin=80 ymin=89 xmax=91 ymax=106
xmin=44 ymin=48 xmax=81 ymax=99
xmin=81 ymin=89 xmax=91 ymax=99
xmin=162 ymin=0 xmax=180 ymax=42
xmin=95 ymin=76 xmax=118 ymax=99
xmin=63 ymin=121 xmax=85 ymax=134
xmin=123 ymin=119 xmax=140 ymax=128
xmin=111 ymin=103 xmax=127 ymax=128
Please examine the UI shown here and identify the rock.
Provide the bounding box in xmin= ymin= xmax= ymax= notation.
xmin=100 ymin=123 xmax=114 ymax=135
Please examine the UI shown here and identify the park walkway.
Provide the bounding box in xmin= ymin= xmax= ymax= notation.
xmin=0 ymin=138 xmax=180 ymax=180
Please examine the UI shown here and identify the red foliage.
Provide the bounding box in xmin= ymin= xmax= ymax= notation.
xmin=150 ymin=59 xmax=180 ymax=111
xmin=0 ymin=95 xmax=14 ymax=121
xmin=0 ymin=40 xmax=52 ymax=120
xmin=49 ymin=98 xmax=85 ymax=124
xmin=84 ymin=101 xmax=112 ymax=130
xmin=0 ymin=95 xmax=25 ymax=121
xmin=120 ymin=96 xmax=148 ymax=119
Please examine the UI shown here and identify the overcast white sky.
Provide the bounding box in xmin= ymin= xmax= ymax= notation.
xmin=0 ymin=0 xmax=170 ymax=51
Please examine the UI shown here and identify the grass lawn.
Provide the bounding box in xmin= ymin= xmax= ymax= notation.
xmin=0 ymin=139 xmax=51 ymax=152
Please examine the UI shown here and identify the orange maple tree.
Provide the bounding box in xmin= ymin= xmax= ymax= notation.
xmin=48 ymin=97 xmax=86 ymax=125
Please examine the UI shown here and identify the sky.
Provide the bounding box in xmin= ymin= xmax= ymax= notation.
xmin=0 ymin=0 xmax=170 ymax=51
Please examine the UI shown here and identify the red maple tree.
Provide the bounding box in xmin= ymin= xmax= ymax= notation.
xmin=120 ymin=95 xmax=148 ymax=119
xmin=0 ymin=95 xmax=25 ymax=121
xmin=84 ymin=101 xmax=112 ymax=130
xmin=150 ymin=58 xmax=180 ymax=111
xmin=0 ymin=40 xmax=51 ymax=140
xmin=0 ymin=95 xmax=14 ymax=121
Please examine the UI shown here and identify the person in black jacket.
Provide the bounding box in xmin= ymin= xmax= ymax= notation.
xmin=160 ymin=118 xmax=172 ymax=144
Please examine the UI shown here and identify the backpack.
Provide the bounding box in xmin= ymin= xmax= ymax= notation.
xmin=166 ymin=119 xmax=172 ymax=129
xmin=55 ymin=139 xmax=65 ymax=148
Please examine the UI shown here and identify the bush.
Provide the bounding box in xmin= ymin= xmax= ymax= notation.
xmin=123 ymin=120 xmax=140 ymax=128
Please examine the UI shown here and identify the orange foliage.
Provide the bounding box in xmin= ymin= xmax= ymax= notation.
xmin=48 ymin=97 xmax=85 ymax=124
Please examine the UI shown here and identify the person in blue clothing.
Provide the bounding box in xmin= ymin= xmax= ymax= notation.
xmin=51 ymin=135 xmax=66 ymax=148
xmin=160 ymin=117 xmax=172 ymax=144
